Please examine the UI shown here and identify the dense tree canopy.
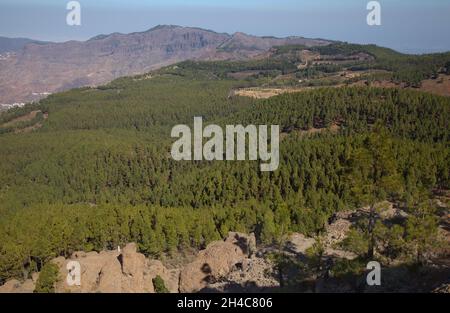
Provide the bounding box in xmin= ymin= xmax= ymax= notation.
xmin=0 ymin=54 xmax=448 ymax=284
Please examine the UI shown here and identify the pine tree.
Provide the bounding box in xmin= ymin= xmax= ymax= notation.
xmin=405 ymin=201 xmax=440 ymax=264
xmin=346 ymin=124 xmax=403 ymax=258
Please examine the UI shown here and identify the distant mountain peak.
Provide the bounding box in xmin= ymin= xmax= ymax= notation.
xmin=147 ymin=24 xmax=182 ymax=32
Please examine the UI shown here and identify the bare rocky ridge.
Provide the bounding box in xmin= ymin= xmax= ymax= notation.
xmin=0 ymin=25 xmax=330 ymax=104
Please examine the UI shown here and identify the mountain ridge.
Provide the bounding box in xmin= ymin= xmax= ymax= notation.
xmin=0 ymin=36 xmax=50 ymax=54
xmin=0 ymin=25 xmax=330 ymax=104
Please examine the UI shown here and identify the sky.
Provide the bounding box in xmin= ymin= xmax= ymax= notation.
xmin=0 ymin=0 xmax=449 ymax=54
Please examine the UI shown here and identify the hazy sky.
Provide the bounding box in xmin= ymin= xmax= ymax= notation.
xmin=1 ymin=0 xmax=449 ymax=54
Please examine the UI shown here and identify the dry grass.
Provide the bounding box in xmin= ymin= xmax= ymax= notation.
xmin=234 ymin=87 xmax=317 ymax=99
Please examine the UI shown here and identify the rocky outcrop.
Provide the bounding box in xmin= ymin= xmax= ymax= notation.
xmin=120 ymin=243 xmax=148 ymax=293
xmin=1 ymin=233 xmax=261 ymax=294
xmin=179 ymin=232 xmax=253 ymax=293
xmin=0 ymin=241 xmax=184 ymax=293
xmin=52 ymin=243 xmax=175 ymax=293
xmin=0 ymin=222 xmax=364 ymax=294
xmin=146 ymin=260 xmax=180 ymax=293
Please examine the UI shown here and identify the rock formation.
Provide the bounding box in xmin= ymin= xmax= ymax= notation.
xmin=179 ymin=232 xmax=251 ymax=292
xmin=0 ymin=228 xmax=357 ymax=293
xmin=51 ymin=243 xmax=179 ymax=293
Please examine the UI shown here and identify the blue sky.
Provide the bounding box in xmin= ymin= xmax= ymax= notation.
xmin=1 ymin=0 xmax=449 ymax=54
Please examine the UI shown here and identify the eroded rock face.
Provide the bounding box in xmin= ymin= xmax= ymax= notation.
xmin=146 ymin=260 xmax=180 ymax=293
xmin=54 ymin=250 xmax=120 ymax=293
xmin=120 ymin=243 xmax=147 ymax=293
xmin=0 ymin=232 xmax=273 ymax=293
xmin=53 ymin=243 xmax=171 ymax=293
xmin=179 ymin=232 xmax=251 ymax=293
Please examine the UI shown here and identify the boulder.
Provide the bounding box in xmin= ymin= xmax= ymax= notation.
xmin=54 ymin=244 xmax=154 ymax=293
xmin=54 ymin=250 xmax=121 ymax=293
xmin=179 ymin=237 xmax=247 ymax=292
xmin=96 ymin=253 xmax=123 ymax=293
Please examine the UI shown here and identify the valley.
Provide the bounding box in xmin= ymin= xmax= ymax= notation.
xmin=0 ymin=42 xmax=449 ymax=293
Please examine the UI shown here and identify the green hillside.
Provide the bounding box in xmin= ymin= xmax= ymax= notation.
xmin=0 ymin=47 xmax=449 ymax=284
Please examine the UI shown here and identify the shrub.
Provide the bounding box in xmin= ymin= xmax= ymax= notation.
xmin=152 ymin=275 xmax=169 ymax=293
xmin=34 ymin=263 xmax=59 ymax=293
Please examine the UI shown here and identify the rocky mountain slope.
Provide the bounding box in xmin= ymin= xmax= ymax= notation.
xmin=0 ymin=36 xmax=49 ymax=54
xmin=0 ymin=25 xmax=330 ymax=104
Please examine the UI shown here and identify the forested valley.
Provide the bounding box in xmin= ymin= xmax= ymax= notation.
xmin=0 ymin=44 xmax=449 ymax=290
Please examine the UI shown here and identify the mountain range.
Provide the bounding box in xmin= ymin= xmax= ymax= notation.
xmin=0 ymin=36 xmax=49 ymax=54
xmin=0 ymin=25 xmax=330 ymax=104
